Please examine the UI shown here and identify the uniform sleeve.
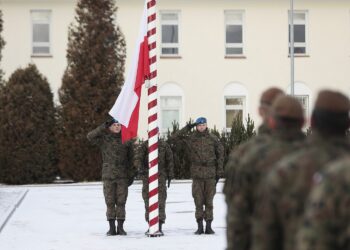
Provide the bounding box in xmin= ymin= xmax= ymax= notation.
xmin=252 ymin=168 xmax=284 ymax=250
xmin=126 ymin=139 xmax=137 ymax=179
xmin=135 ymin=142 xmax=148 ymax=179
xmin=296 ymin=172 xmax=347 ymax=250
xmin=214 ymin=136 xmax=224 ymax=178
xmin=86 ymin=124 xmax=105 ymax=146
xmin=165 ymin=142 xmax=174 ymax=179
xmin=226 ymin=148 xmax=260 ymax=250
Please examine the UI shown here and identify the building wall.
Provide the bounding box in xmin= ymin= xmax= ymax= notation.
xmin=2 ymin=0 xmax=350 ymax=138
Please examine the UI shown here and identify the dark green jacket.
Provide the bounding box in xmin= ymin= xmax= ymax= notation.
xmin=87 ymin=124 xmax=136 ymax=180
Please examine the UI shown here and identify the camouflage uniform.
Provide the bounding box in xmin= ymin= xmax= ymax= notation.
xmin=177 ymin=126 xmax=224 ymax=222
xmin=224 ymin=87 xmax=284 ymax=247
xmin=87 ymin=124 xmax=136 ymax=220
xmin=251 ymin=133 xmax=350 ymax=250
xmin=296 ymin=157 xmax=350 ymax=250
xmin=136 ymin=139 xmax=174 ymax=222
xmin=227 ymin=129 xmax=305 ymax=250
xmin=227 ymin=95 xmax=306 ymax=250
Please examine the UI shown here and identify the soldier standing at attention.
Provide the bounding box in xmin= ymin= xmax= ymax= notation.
xmin=227 ymin=95 xmax=306 ymax=250
xmin=136 ymin=134 xmax=174 ymax=235
xmin=87 ymin=117 xmax=136 ymax=236
xmin=224 ymin=87 xmax=284 ymax=247
xmin=252 ymin=90 xmax=350 ymax=250
xmin=296 ymin=156 xmax=350 ymax=250
xmin=175 ymin=117 xmax=224 ymax=235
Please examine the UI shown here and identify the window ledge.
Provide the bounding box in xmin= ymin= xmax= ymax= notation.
xmin=31 ymin=54 xmax=53 ymax=58
xmin=225 ymin=55 xmax=246 ymax=59
xmin=288 ymin=54 xmax=310 ymax=58
xmin=160 ymin=55 xmax=182 ymax=59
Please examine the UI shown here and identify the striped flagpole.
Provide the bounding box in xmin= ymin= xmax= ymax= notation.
xmin=146 ymin=0 xmax=161 ymax=237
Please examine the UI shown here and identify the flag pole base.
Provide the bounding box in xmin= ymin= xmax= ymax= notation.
xmin=146 ymin=231 xmax=164 ymax=237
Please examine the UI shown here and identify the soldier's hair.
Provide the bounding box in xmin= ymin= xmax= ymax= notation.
xmin=312 ymin=109 xmax=350 ymax=135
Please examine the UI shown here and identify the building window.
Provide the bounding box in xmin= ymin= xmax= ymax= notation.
xmin=160 ymin=11 xmax=179 ymax=56
xmin=295 ymin=95 xmax=309 ymax=117
xmin=160 ymin=96 xmax=182 ymax=133
xmin=225 ymin=96 xmax=245 ymax=128
xmin=289 ymin=11 xmax=308 ymax=55
xmin=225 ymin=10 xmax=244 ymax=56
xmin=31 ymin=10 xmax=51 ymax=55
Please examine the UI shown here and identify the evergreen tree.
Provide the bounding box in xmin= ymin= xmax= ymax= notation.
xmin=0 ymin=10 xmax=6 ymax=84
xmin=0 ymin=64 xmax=56 ymax=184
xmin=58 ymin=0 xmax=126 ymax=181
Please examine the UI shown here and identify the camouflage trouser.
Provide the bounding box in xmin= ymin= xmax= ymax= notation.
xmin=142 ymin=177 xmax=167 ymax=222
xmin=103 ymin=179 xmax=128 ymax=220
xmin=192 ymin=178 xmax=216 ymax=221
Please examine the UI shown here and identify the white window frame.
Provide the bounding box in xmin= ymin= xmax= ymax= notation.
xmin=288 ymin=10 xmax=308 ymax=55
xmin=224 ymin=10 xmax=245 ymax=56
xmin=160 ymin=96 xmax=182 ymax=134
xmin=160 ymin=10 xmax=180 ymax=57
xmin=224 ymin=96 xmax=246 ymax=131
xmin=31 ymin=10 xmax=52 ymax=56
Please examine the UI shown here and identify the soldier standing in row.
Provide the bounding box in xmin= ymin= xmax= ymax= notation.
xmin=227 ymin=95 xmax=306 ymax=250
xmin=136 ymin=134 xmax=174 ymax=235
xmin=224 ymin=87 xmax=284 ymax=247
xmin=296 ymin=156 xmax=350 ymax=250
xmin=175 ymin=117 xmax=224 ymax=235
xmin=252 ymin=90 xmax=350 ymax=250
xmin=87 ymin=117 xmax=136 ymax=236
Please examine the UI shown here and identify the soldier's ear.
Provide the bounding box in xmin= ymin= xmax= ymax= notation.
xmin=268 ymin=116 xmax=276 ymax=129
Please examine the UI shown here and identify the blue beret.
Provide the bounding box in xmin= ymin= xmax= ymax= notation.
xmin=195 ymin=117 xmax=207 ymax=124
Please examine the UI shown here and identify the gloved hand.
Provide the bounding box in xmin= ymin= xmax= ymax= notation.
xmin=167 ymin=178 xmax=171 ymax=188
xmin=187 ymin=122 xmax=197 ymax=129
xmin=104 ymin=117 xmax=115 ymax=128
xmin=128 ymin=177 xmax=135 ymax=187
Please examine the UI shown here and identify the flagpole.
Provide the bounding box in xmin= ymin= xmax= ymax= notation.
xmin=146 ymin=0 xmax=161 ymax=237
xmin=290 ymin=0 xmax=295 ymax=96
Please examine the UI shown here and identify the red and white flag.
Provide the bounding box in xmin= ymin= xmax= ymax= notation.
xmin=109 ymin=3 xmax=150 ymax=143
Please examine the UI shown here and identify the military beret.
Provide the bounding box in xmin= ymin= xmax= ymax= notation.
xmin=195 ymin=117 xmax=207 ymax=124
xmin=314 ymin=90 xmax=350 ymax=113
xmin=260 ymin=87 xmax=285 ymax=106
xmin=271 ymin=95 xmax=304 ymax=120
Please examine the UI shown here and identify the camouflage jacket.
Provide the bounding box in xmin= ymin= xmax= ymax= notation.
xmin=224 ymin=123 xmax=272 ymax=203
xmin=176 ymin=126 xmax=224 ymax=179
xmin=87 ymin=124 xmax=136 ymax=180
xmin=135 ymin=139 xmax=174 ymax=181
xmin=296 ymin=156 xmax=350 ymax=250
xmin=227 ymin=128 xmax=305 ymax=250
xmin=252 ymin=132 xmax=350 ymax=250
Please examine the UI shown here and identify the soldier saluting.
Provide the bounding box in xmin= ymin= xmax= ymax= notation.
xmin=87 ymin=117 xmax=136 ymax=236
xmin=174 ymin=117 xmax=224 ymax=235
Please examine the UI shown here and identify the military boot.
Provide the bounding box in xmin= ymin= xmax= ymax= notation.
xmin=106 ymin=219 xmax=117 ymax=236
xmin=116 ymin=219 xmax=127 ymax=235
xmin=159 ymin=220 xmax=165 ymax=235
xmin=205 ymin=220 xmax=215 ymax=234
xmin=194 ymin=219 xmax=204 ymax=235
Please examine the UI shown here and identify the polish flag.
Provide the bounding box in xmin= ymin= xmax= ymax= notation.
xmin=109 ymin=3 xmax=149 ymax=143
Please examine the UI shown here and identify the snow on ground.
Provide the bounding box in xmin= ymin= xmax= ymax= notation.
xmin=0 ymin=181 xmax=227 ymax=250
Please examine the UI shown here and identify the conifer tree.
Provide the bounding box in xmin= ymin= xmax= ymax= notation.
xmin=0 ymin=64 xmax=56 ymax=184
xmin=0 ymin=10 xmax=6 ymax=84
xmin=58 ymin=0 xmax=126 ymax=181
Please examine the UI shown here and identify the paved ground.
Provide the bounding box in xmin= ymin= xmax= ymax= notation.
xmin=0 ymin=181 xmax=227 ymax=250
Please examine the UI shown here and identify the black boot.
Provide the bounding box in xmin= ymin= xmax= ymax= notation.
xmin=159 ymin=220 xmax=164 ymax=235
xmin=205 ymin=220 xmax=215 ymax=234
xmin=106 ymin=219 xmax=117 ymax=236
xmin=117 ymin=219 xmax=127 ymax=235
xmin=194 ymin=219 xmax=204 ymax=235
